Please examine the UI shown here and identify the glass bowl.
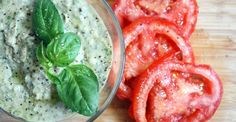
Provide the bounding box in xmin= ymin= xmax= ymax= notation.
xmin=62 ymin=0 xmax=125 ymax=121
xmin=0 ymin=0 xmax=125 ymax=122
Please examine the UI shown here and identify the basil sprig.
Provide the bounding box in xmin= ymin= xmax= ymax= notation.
xmin=32 ymin=0 xmax=64 ymax=45
xmin=46 ymin=32 xmax=81 ymax=67
xmin=33 ymin=0 xmax=99 ymax=116
xmin=57 ymin=65 xmax=99 ymax=116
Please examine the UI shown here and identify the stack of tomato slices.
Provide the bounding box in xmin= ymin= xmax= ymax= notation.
xmin=111 ymin=0 xmax=223 ymax=121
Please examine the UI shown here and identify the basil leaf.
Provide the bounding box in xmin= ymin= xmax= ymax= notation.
xmin=46 ymin=32 xmax=81 ymax=67
xmin=32 ymin=0 xmax=64 ymax=44
xmin=56 ymin=64 xmax=99 ymax=116
xmin=36 ymin=42 xmax=53 ymax=69
xmin=45 ymin=70 xmax=60 ymax=84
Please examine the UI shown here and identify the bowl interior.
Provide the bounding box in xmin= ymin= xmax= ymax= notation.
xmin=88 ymin=0 xmax=125 ymax=121
xmin=0 ymin=0 xmax=124 ymax=122
xmin=60 ymin=0 xmax=125 ymax=121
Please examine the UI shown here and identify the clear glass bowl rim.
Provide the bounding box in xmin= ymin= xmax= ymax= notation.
xmin=88 ymin=0 xmax=125 ymax=121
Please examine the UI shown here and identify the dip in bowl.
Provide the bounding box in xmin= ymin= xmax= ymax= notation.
xmin=0 ymin=0 xmax=124 ymax=121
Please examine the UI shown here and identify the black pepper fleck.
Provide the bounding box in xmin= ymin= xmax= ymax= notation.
xmin=27 ymin=67 xmax=30 ymax=70
xmin=33 ymin=69 xmax=36 ymax=73
xmin=27 ymin=13 xmax=31 ymax=16
xmin=104 ymin=69 xmax=107 ymax=72
xmin=40 ymin=67 xmax=43 ymax=70
xmin=69 ymin=9 xmax=72 ymax=11
xmin=95 ymin=17 xmax=99 ymax=22
xmin=79 ymin=8 xmax=82 ymax=12
xmin=75 ymin=26 xmax=79 ymax=30
xmin=3 ymin=13 xmax=6 ymax=16
xmin=29 ymin=32 xmax=34 ymax=36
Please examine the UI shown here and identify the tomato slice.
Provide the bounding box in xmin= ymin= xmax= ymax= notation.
xmin=112 ymin=0 xmax=145 ymax=27
xmin=132 ymin=61 xmax=223 ymax=122
xmin=112 ymin=0 xmax=198 ymax=39
xmin=123 ymin=17 xmax=194 ymax=80
xmin=117 ymin=17 xmax=194 ymax=99
xmin=123 ymin=18 xmax=194 ymax=63
xmin=128 ymin=50 xmax=180 ymax=121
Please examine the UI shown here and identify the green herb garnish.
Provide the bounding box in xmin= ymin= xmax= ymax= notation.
xmin=46 ymin=32 xmax=81 ymax=67
xmin=33 ymin=0 xmax=99 ymax=116
xmin=57 ymin=65 xmax=99 ymax=116
xmin=32 ymin=0 xmax=64 ymax=45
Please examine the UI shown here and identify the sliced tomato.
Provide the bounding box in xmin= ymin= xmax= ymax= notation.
xmin=128 ymin=105 xmax=135 ymax=119
xmin=112 ymin=0 xmax=198 ymax=39
xmin=132 ymin=61 xmax=223 ymax=122
xmin=112 ymin=0 xmax=145 ymax=27
xmin=117 ymin=17 xmax=194 ymax=99
xmin=130 ymin=51 xmax=182 ymax=122
xmin=123 ymin=17 xmax=194 ymax=80
xmin=123 ymin=17 xmax=194 ymax=63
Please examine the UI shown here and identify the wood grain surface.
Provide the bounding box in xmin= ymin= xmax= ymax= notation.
xmin=0 ymin=0 xmax=236 ymax=122
xmin=96 ymin=0 xmax=236 ymax=122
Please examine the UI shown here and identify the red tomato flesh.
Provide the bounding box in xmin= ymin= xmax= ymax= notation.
xmin=132 ymin=61 xmax=223 ymax=122
xmin=112 ymin=0 xmax=198 ymax=39
xmin=117 ymin=18 xmax=194 ymax=99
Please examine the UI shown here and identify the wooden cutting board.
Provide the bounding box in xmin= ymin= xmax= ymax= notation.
xmin=0 ymin=0 xmax=235 ymax=122
xmin=96 ymin=0 xmax=236 ymax=122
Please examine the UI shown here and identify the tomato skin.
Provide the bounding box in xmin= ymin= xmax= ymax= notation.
xmin=112 ymin=0 xmax=199 ymax=40
xmin=112 ymin=0 xmax=145 ymax=27
xmin=123 ymin=17 xmax=195 ymax=80
xmin=128 ymin=105 xmax=135 ymax=120
xmin=131 ymin=52 xmax=181 ymax=122
xmin=117 ymin=80 xmax=132 ymax=99
xmin=123 ymin=17 xmax=194 ymax=64
xmin=132 ymin=61 xmax=223 ymax=122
